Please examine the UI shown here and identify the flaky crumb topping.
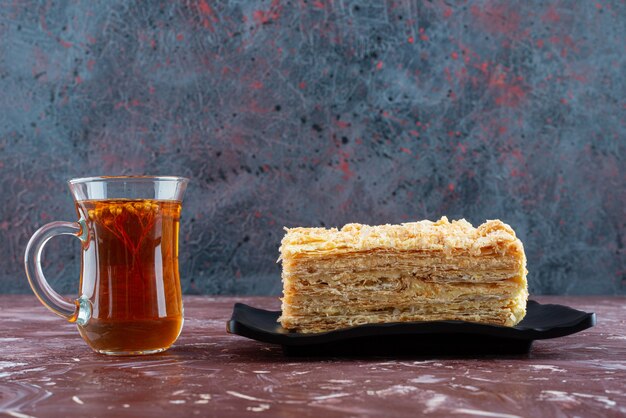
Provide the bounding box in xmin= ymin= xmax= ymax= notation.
xmin=279 ymin=216 xmax=522 ymax=259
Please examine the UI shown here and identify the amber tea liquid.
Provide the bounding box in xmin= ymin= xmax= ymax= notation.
xmin=75 ymin=199 xmax=183 ymax=354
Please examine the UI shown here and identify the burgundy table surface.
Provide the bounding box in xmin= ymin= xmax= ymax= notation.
xmin=0 ymin=295 xmax=624 ymax=417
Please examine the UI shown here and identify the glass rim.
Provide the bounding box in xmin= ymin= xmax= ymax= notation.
xmin=68 ymin=176 xmax=189 ymax=185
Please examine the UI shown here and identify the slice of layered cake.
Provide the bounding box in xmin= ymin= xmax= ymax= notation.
xmin=278 ymin=217 xmax=528 ymax=333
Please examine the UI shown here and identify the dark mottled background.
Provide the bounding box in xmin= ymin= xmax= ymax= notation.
xmin=0 ymin=1 xmax=624 ymax=295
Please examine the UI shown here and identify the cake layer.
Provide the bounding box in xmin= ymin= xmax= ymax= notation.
xmin=283 ymin=278 xmax=524 ymax=305
xmin=281 ymin=293 xmax=528 ymax=332
xmin=282 ymin=277 xmax=527 ymax=316
xmin=285 ymin=266 xmax=523 ymax=284
xmin=284 ymin=252 xmax=523 ymax=276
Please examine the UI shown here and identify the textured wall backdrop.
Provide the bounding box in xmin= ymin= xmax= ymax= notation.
xmin=0 ymin=1 xmax=624 ymax=295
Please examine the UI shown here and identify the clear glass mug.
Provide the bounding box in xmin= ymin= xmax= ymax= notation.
xmin=24 ymin=176 xmax=189 ymax=355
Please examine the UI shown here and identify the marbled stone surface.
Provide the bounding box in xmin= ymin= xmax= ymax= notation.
xmin=0 ymin=1 xmax=624 ymax=295
xmin=0 ymin=295 xmax=624 ymax=417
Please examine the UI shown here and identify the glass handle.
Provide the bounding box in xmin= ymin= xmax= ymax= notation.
xmin=24 ymin=219 xmax=91 ymax=325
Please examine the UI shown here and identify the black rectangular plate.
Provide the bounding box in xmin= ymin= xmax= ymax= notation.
xmin=226 ymin=300 xmax=595 ymax=356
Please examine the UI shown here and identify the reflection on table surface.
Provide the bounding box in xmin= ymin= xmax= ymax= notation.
xmin=0 ymin=295 xmax=624 ymax=417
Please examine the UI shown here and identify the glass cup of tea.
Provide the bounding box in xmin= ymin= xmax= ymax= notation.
xmin=24 ymin=176 xmax=189 ymax=355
